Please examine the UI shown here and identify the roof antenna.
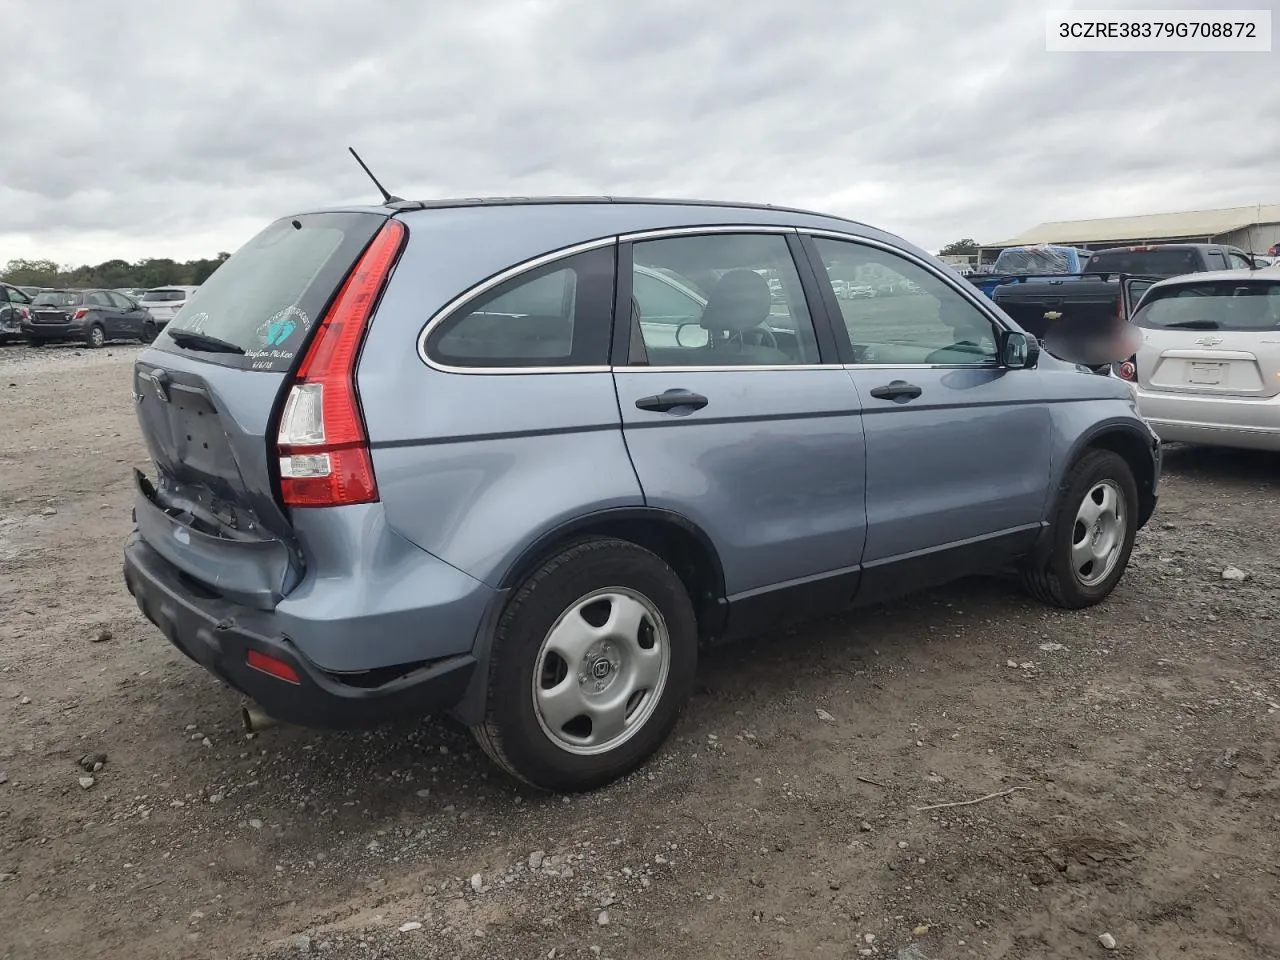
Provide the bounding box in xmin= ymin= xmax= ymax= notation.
xmin=348 ymin=147 xmax=403 ymax=204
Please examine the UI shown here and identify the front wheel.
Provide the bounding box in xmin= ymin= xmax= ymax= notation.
xmin=471 ymin=537 xmax=698 ymax=792
xmin=1021 ymin=449 xmax=1139 ymax=609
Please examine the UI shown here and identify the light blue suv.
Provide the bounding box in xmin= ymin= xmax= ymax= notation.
xmin=122 ymin=197 xmax=1161 ymax=791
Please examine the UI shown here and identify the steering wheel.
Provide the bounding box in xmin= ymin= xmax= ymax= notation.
xmin=730 ymin=324 xmax=779 ymax=352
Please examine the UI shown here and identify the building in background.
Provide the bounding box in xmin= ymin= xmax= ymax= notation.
xmin=980 ymin=203 xmax=1280 ymax=266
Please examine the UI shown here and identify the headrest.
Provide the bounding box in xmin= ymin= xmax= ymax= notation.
xmin=700 ymin=269 xmax=772 ymax=334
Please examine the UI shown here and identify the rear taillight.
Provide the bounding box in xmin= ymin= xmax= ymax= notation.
xmin=73 ymin=308 xmax=89 ymax=320
xmin=1117 ymin=359 xmax=1136 ymax=381
xmin=276 ymin=219 xmax=405 ymax=507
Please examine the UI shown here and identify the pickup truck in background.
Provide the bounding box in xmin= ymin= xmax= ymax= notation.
xmin=970 ymin=244 xmax=1092 ymax=298
xmin=991 ymin=243 xmax=1263 ymax=341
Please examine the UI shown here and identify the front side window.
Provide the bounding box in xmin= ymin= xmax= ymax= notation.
xmin=107 ymin=292 xmax=135 ymax=309
xmin=425 ymin=245 xmax=615 ymax=368
xmin=811 ymin=237 xmax=998 ymax=365
xmin=627 ymin=233 xmax=821 ymax=366
xmin=1227 ymin=251 xmax=1254 ymax=271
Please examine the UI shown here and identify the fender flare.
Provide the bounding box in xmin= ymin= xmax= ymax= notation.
xmin=449 ymin=506 xmax=727 ymax=727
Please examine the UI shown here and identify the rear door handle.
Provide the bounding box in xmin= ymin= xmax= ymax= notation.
xmin=868 ymin=380 xmax=922 ymax=401
xmin=635 ymin=389 xmax=709 ymax=413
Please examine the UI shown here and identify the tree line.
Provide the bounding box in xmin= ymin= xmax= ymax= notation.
xmin=1 ymin=253 xmax=231 ymax=290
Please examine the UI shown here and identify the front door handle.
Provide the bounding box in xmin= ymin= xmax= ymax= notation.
xmin=868 ymin=380 xmax=922 ymax=401
xmin=635 ymin=389 xmax=709 ymax=413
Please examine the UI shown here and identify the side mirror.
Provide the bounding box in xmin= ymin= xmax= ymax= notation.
xmin=675 ymin=322 xmax=710 ymax=348
xmin=1001 ymin=330 xmax=1039 ymax=368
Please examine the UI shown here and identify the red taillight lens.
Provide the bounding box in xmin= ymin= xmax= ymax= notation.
xmin=246 ymin=649 xmax=301 ymax=685
xmin=1118 ymin=360 xmax=1136 ymax=381
xmin=277 ymin=218 xmax=405 ymax=508
xmin=73 ymin=308 xmax=89 ymax=320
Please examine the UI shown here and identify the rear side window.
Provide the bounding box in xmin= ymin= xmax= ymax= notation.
xmin=158 ymin=211 xmax=386 ymax=371
xmin=424 ymin=246 xmax=615 ymax=368
xmin=627 ymin=233 xmax=822 ymax=366
xmin=1134 ymin=280 xmax=1280 ymax=332
xmin=1088 ymin=248 xmax=1202 ymax=275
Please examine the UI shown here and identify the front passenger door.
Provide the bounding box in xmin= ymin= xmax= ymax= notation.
xmin=803 ymin=234 xmax=1052 ymax=601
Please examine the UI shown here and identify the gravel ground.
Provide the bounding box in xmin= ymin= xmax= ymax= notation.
xmin=1 ymin=343 xmax=1278 ymax=960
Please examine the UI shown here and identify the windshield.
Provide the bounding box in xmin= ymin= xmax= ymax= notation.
xmin=1133 ymin=280 xmax=1280 ymax=331
xmin=992 ymin=247 xmax=1075 ymax=275
xmin=33 ymin=291 xmax=82 ymax=307
xmin=142 ymin=289 xmax=188 ymax=302
xmin=1088 ymin=248 xmax=1202 ymax=276
xmin=158 ymin=211 xmax=385 ymax=371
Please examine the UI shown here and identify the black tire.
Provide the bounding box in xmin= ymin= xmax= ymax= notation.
xmin=29 ymin=339 xmax=45 ymax=348
xmin=86 ymin=324 xmax=106 ymax=349
xmin=471 ymin=537 xmax=698 ymax=792
xmin=141 ymin=323 xmax=158 ymax=344
xmin=1021 ymin=449 xmax=1138 ymax=609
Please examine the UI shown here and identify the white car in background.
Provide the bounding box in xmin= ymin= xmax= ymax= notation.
xmin=1122 ymin=270 xmax=1280 ymax=452
xmin=139 ymin=285 xmax=200 ymax=329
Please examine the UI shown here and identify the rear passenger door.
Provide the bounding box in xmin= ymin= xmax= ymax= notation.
xmin=612 ymin=228 xmax=867 ymax=628
xmin=800 ymin=233 xmax=1052 ymax=601
xmin=85 ymin=291 xmax=117 ymax=334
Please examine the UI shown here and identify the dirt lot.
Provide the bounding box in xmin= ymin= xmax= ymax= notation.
xmin=2 ymin=344 xmax=1278 ymax=960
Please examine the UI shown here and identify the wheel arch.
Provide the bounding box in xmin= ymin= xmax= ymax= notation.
xmin=497 ymin=507 xmax=728 ymax=638
xmin=450 ymin=507 xmax=726 ymax=728
xmin=1034 ymin=418 xmax=1159 ymax=563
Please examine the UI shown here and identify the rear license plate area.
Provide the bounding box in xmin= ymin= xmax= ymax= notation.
xmin=1186 ymin=361 xmax=1225 ymax=385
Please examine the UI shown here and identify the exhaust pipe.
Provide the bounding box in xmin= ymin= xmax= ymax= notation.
xmin=241 ymin=704 xmax=279 ymax=733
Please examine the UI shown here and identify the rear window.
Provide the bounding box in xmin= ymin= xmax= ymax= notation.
xmin=158 ymin=211 xmax=386 ymax=371
xmin=992 ymin=247 xmax=1074 ymax=275
xmin=142 ymin=289 xmax=188 ymax=302
xmin=33 ymin=291 xmax=81 ymax=307
xmin=1134 ymin=280 xmax=1280 ymax=332
xmin=1088 ymin=248 xmax=1202 ymax=276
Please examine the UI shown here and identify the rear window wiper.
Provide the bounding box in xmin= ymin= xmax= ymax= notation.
xmin=166 ymin=329 xmax=246 ymax=354
xmin=1162 ymin=319 xmax=1220 ymax=329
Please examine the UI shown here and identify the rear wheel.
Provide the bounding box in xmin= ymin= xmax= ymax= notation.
xmin=1021 ymin=449 xmax=1138 ymax=609
xmin=471 ymin=537 xmax=698 ymax=791
xmin=86 ymin=324 xmax=106 ymax=348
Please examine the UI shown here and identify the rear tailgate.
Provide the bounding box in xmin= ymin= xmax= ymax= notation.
xmin=140 ymin=289 xmax=189 ymax=322
xmin=131 ymin=210 xmax=388 ymax=608
xmin=1133 ymin=277 xmax=1280 ymax=399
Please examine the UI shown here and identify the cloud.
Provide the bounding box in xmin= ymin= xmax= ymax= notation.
xmin=1 ymin=0 xmax=1276 ymax=266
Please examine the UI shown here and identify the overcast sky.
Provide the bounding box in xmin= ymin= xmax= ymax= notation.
xmin=2 ymin=0 xmax=1277 ymax=267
